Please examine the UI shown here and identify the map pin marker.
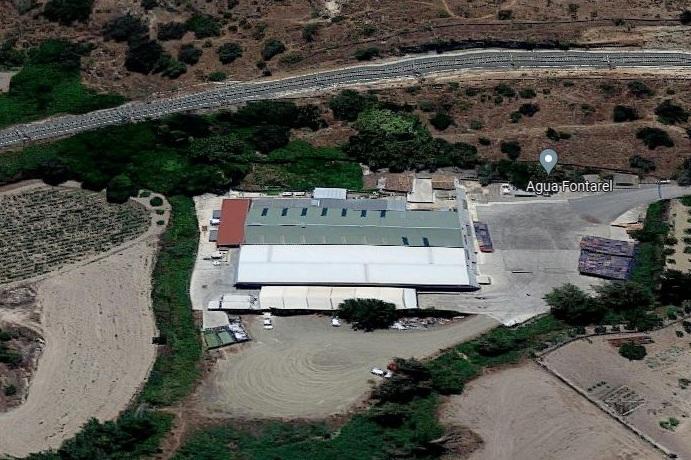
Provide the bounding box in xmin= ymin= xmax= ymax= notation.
xmin=540 ymin=149 xmax=558 ymax=174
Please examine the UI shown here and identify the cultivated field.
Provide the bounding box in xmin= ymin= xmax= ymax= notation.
xmin=195 ymin=314 xmax=498 ymax=418
xmin=0 ymin=240 xmax=159 ymax=457
xmin=0 ymin=185 xmax=150 ymax=284
xmin=666 ymin=198 xmax=691 ymax=272
xmin=439 ymin=364 xmax=662 ymax=460
xmin=543 ymin=327 xmax=691 ymax=458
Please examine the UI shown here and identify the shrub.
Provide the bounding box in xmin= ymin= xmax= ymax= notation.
xmin=510 ymin=112 xmax=522 ymax=123
xmin=279 ymin=52 xmax=303 ymax=65
xmin=636 ymin=127 xmax=674 ymax=149
xmin=497 ymin=9 xmax=512 ymax=20
xmin=178 ymin=44 xmax=202 ymax=65
xmin=261 ymin=39 xmax=286 ymax=61
xmin=628 ymin=80 xmax=654 ymax=97
xmin=418 ymin=100 xmax=435 ymax=112
xmin=185 ymin=14 xmax=220 ymax=39
xmin=469 ymin=119 xmax=483 ymax=130
xmin=4 ymin=384 xmax=17 ymax=396
xmin=518 ymin=103 xmax=539 ymax=116
xmin=337 ymin=298 xmax=397 ymax=331
xmin=629 ymin=154 xmax=656 ymax=172
xmin=208 ymin=71 xmax=227 ymax=82
xmin=251 ymin=124 xmax=290 ymax=153
xmin=519 ymin=88 xmax=536 ymax=99
xmin=494 ymin=83 xmax=515 ymax=98
xmin=141 ymin=0 xmax=157 ymax=10
xmin=125 ymin=39 xmax=164 ymax=74
xmin=103 ymin=14 xmax=148 ymax=42
xmin=217 ymin=42 xmax=243 ymax=64
xmin=157 ymin=22 xmax=187 ymax=41
xmin=612 ymin=105 xmax=639 ymax=122
xmin=478 ymin=137 xmax=491 ymax=146
xmin=106 ymin=174 xmax=136 ymax=204
xmin=329 ymin=89 xmax=377 ymax=121
xmin=500 ymin=140 xmax=521 ymax=160
xmin=660 ymin=417 xmax=680 ymax=431
xmin=302 ymin=23 xmax=319 ymax=42
xmin=619 ymin=342 xmax=647 ymax=360
xmin=655 ymin=100 xmax=689 ymax=125
xmin=354 ymin=47 xmax=380 ymax=61
xmin=545 ymin=283 xmax=604 ymax=325
xmin=43 ymin=0 xmax=94 ymax=25
xmin=593 ymin=325 xmax=607 ymax=334
xmin=430 ymin=112 xmax=453 ymax=131
xmin=681 ymin=10 xmax=691 ymax=25
xmin=149 ymin=196 xmax=163 ymax=207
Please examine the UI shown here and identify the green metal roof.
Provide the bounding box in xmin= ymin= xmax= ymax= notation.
xmin=244 ymin=204 xmax=463 ymax=247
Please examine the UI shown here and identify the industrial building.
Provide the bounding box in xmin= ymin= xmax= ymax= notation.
xmin=211 ymin=188 xmax=477 ymax=311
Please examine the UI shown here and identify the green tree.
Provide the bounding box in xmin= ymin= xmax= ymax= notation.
xmin=636 ymin=127 xmax=674 ymax=149
xmin=217 ymin=42 xmax=243 ymax=64
xmin=252 ymin=124 xmax=290 ymax=153
xmin=106 ymin=174 xmax=137 ymax=204
xmin=185 ymin=14 xmax=220 ymax=38
xmin=261 ymin=39 xmax=286 ymax=61
xmin=329 ymin=90 xmax=377 ymax=121
xmin=612 ymin=105 xmax=639 ymax=122
xmin=429 ymin=112 xmax=453 ymax=131
xmin=628 ymin=80 xmax=654 ymax=98
xmin=500 ymin=140 xmax=521 ymax=160
xmin=354 ymin=47 xmax=380 ymax=61
xmin=125 ymin=38 xmax=164 ymax=74
xmin=157 ymin=22 xmax=187 ymax=41
xmin=43 ymin=0 xmax=94 ymax=25
xmin=103 ymin=14 xmax=148 ymax=42
xmin=654 ymin=100 xmax=689 ymax=125
xmin=619 ymin=342 xmax=647 ymax=360
xmin=594 ymin=281 xmax=654 ymax=312
xmin=178 ymin=44 xmax=202 ymax=65
xmin=544 ymin=283 xmax=603 ymax=325
xmin=337 ymin=298 xmax=397 ymax=331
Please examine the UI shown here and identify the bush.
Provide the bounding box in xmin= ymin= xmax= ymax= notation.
xmin=510 ymin=112 xmax=522 ymax=123
xmin=141 ymin=0 xmax=157 ymax=10
xmin=4 ymin=384 xmax=17 ymax=396
xmin=217 ymin=42 xmax=243 ymax=64
xmin=680 ymin=10 xmax=691 ymax=25
xmin=302 ymin=23 xmax=319 ymax=42
xmin=629 ymin=154 xmax=656 ymax=173
xmin=251 ymin=124 xmax=290 ymax=153
xmin=329 ymin=89 xmax=377 ymax=121
xmin=261 ymin=39 xmax=286 ymax=61
xmin=149 ymin=196 xmax=163 ymax=207
xmin=500 ymin=140 xmax=521 ymax=160
xmin=478 ymin=137 xmax=491 ymax=146
xmin=628 ymin=80 xmax=654 ymax=98
xmin=208 ymin=71 xmax=227 ymax=82
xmin=619 ymin=342 xmax=647 ymax=360
xmin=636 ymin=127 xmax=674 ymax=149
xmin=103 ymin=14 xmax=148 ymax=42
xmin=157 ymin=22 xmax=187 ymax=41
xmin=125 ymin=39 xmax=164 ymax=74
xmin=494 ymin=83 xmax=516 ymax=98
xmin=545 ymin=283 xmax=604 ymax=325
xmin=654 ymin=100 xmax=689 ymax=125
xmin=593 ymin=325 xmax=607 ymax=334
xmin=337 ymin=298 xmax=397 ymax=331
xmin=354 ymin=47 xmax=380 ymax=61
xmin=519 ymin=88 xmax=536 ymax=98
xmin=518 ymin=103 xmax=539 ymax=117
xmin=612 ymin=105 xmax=639 ymax=122
xmin=185 ymin=14 xmax=220 ymax=39
xmin=429 ymin=112 xmax=453 ymax=131
xmin=106 ymin=174 xmax=136 ymax=204
xmin=178 ymin=44 xmax=202 ymax=65
xmin=279 ymin=52 xmax=302 ymax=65
xmin=497 ymin=9 xmax=512 ymax=20
xmin=43 ymin=0 xmax=94 ymax=25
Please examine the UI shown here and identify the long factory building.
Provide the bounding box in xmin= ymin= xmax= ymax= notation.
xmin=216 ymin=193 xmax=477 ymax=291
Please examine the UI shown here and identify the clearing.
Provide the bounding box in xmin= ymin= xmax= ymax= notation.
xmin=439 ymin=363 xmax=661 ymax=460
xmin=543 ymin=326 xmax=691 ymax=458
xmin=194 ymin=314 xmax=498 ymax=418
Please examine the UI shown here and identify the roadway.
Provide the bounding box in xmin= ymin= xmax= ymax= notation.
xmin=1 ymin=48 xmax=691 ymax=149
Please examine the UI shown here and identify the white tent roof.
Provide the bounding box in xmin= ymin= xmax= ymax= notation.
xmin=259 ymin=286 xmax=418 ymax=310
xmin=237 ymin=245 xmax=471 ymax=288
xmin=313 ymin=187 xmax=347 ymax=200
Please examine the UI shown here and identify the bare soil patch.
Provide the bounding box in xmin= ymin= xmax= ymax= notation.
xmin=193 ymin=314 xmax=498 ymax=419
xmin=439 ymin=363 xmax=661 ymax=460
xmin=0 ymin=239 xmax=159 ymax=457
xmin=543 ymin=327 xmax=691 ymax=458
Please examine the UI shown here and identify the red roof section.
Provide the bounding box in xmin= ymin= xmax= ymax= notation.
xmin=217 ymin=199 xmax=250 ymax=246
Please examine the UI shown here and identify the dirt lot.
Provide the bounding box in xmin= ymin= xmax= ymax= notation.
xmin=439 ymin=363 xmax=662 ymax=460
xmin=1 ymin=1 xmax=689 ymax=98
xmin=543 ymin=327 xmax=691 ymax=458
xmin=0 ymin=239 xmax=159 ymax=457
xmin=194 ymin=314 xmax=498 ymax=418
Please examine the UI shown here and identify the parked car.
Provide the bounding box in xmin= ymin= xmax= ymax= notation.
xmin=500 ymin=183 xmax=513 ymax=195
xmin=331 ymin=317 xmax=341 ymax=327
xmin=370 ymin=367 xmax=386 ymax=377
xmin=263 ymin=318 xmax=273 ymax=330
xmin=384 ymin=371 xmax=393 ymax=379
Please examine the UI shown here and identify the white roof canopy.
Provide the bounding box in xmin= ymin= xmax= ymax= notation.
xmin=259 ymin=286 xmax=419 ymax=310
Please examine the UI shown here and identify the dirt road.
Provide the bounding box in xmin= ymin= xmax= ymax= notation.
xmin=439 ymin=364 xmax=661 ymax=460
xmin=195 ymin=314 xmax=498 ymax=419
xmin=0 ymin=240 xmax=158 ymax=457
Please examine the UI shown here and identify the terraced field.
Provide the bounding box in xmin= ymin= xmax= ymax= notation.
xmin=0 ymin=185 xmax=150 ymax=284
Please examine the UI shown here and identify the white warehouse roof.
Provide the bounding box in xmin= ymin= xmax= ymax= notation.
xmin=313 ymin=187 xmax=347 ymax=200
xmin=259 ymin=286 xmax=418 ymax=310
xmin=237 ymin=245 xmax=471 ymax=288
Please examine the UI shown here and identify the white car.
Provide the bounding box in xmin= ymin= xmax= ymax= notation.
xmin=500 ymin=183 xmax=513 ymax=195
xmin=370 ymin=367 xmax=386 ymax=377
xmin=384 ymin=371 xmax=393 ymax=379
xmin=331 ymin=317 xmax=341 ymax=327
xmin=263 ymin=318 xmax=273 ymax=330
